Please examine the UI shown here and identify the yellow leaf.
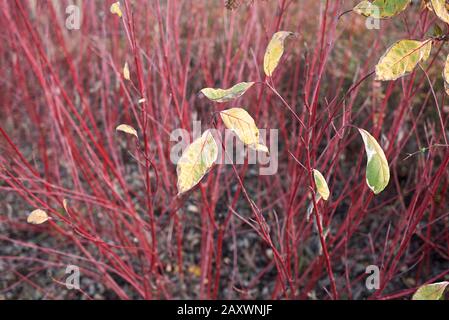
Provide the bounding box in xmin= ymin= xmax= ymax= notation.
xmin=313 ymin=169 xmax=330 ymax=201
xmin=358 ymin=129 xmax=390 ymax=194
xmin=353 ymin=0 xmax=411 ymax=18
xmin=263 ymin=31 xmax=294 ymax=77
xmin=430 ymin=0 xmax=449 ymax=24
xmin=200 ymin=82 xmax=254 ymax=103
xmin=110 ymin=2 xmax=123 ymax=17
xmin=116 ymin=124 xmax=138 ymax=138
xmin=123 ymin=62 xmax=130 ymax=80
xmin=27 ymin=209 xmax=49 ymax=225
xmin=375 ymin=39 xmax=432 ymax=81
xmin=220 ymin=108 xmax=268 ymax=152
xmin=412 ymin=281 xmax=449 ymax=300
xmin=177 ymin=130 xmax=218 ymax=195
xmin=188 ymin=265 xmax=202 ymax=277
xmin=443 ymin=54 xmax=449 ymax=96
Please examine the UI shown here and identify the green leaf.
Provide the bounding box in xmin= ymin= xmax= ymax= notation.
xmin=412 ymin=281 xmax=449 ymax=300
xmin=220 ymin=107 xmax=268 ymax=152
xmin=375 ymin=39 xmax=432 ymax=81
xmin=200 ymin=82 xmax=254 ymax=103
xmin=263 ymin=31 xmax=294 ymax=77
xmin=353 ymin=0 xmax=411 ymax=18
xmin=358 ymin=128 xmax=390 ymax=194
xmin=313 ymin=169 xmax=330 ymax=201
xmin=429 ymin=0 xmax=449 ymax=24
xmin=176 ymin=130 xmax=218 ymax=195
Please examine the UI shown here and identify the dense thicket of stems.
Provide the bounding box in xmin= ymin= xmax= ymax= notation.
xmin=0 ymin=0 xmax=448 ymax=299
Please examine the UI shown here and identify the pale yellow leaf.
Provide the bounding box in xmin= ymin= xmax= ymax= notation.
xmin=263 ymin=31 xmax=294 ymax=77
xmin=358 ymin=129 xmax=390 ymax=194
xmin=200 ymin=82 xmax=254 ymax=103
xmin=375 ymin=39 xmax=432 ymax=81
xmin=110 ymin=2 xmax=123 ymax=17
xmin=116 ymin=124 xmax=138 ymax=138
xmin=27 ymin=209 xmax=49 ymax=225
xmin=220 ymin=107 xmax=268 ymax=152
xmin=313 ymin=169 xmax=330 ymax=201
xmin=123 ymin=62 xmax=130 ymax=80
xmin=177 ymin=130 xmax=218 ymax=195
xmin=430 ymin=0 xmax=449 ymax=24
xmin=412 ymin=281 xmax=449 ymax=300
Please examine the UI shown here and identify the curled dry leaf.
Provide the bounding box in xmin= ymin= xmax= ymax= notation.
xmin=220 ymin=107 xmax=268 ymax=152
xmin=200 ymin=82 xmax=254 ymax=103
xmin=176 ymin=130 xmax=218 ymax=195
xmin=263 ymin=31 xmax=294 ymax=77
xmin=375 ymin=39 xmax=432 ymax=81
xmin=313 ymin=169 xmax=330 ymax=201
xmin=27 ymin=209 xmax=49 ymax=225
xmin=358 ymin=129 xmax=390 ymax=194
xmin=412 ymin=281 xmax=449 ymax=300
xmin=123 ymin=62 xmax=130 ymax=80
xmin=116 ymin=124 xmax=138 ymax=138
xmin=62 ymin=199 xmax=69 ymax=213
xmin=353 ymin=0 xmax=410 ymax=18
xmin=110 ymin=2 xmax=123 ymax=17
